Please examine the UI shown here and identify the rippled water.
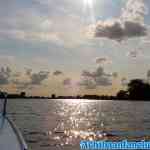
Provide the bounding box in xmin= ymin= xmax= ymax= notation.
xmin=7 ymin=99 xmax=150 ymax=150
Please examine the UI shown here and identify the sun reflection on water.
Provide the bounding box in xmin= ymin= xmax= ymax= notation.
xmin=47 ymin=99 xmax=110 ymax=146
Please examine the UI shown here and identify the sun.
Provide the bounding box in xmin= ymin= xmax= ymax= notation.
xmin=84 ymin=0 xmax=93 ymax=7
xmin=83 ymin=0 xmax=95 ymax=23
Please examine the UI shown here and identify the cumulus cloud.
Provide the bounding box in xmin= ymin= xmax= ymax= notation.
xmin=0 ymin=66 xmax=50 ymax=89
xmin=63 ymin=78 xmax=72 ymax=86
xmin=25 ymin=68 xmax=32 ymax=76
xmin=121 ymin=77 xmax=128 ymax=86
xmin=127 ymin=49 xmax=143 ymax=58
xmin=12 ymin=80 xmax=31 ymax=90
xmin=15 ymin=73 xmax=49 ymax=89
xmin=121 ymin=0 xmax=147 ymax=22
xmin=0 ymin=3 xmax=64 ymax=45
xmin=147 ymin=70 xmax=150 ymax=81
xmin=13 ymin=72 xmax=21 ymax=78
xmin=90 ymin=0 xmax=148 ymax=42
xmin=0 ymin=55 xmax=15 ymax=65
xmin=112 ymin=72 xmax=118 ymax=78
xmin=29 ymin=71 xmax=49 ymax=85
xmin=53 ymin=70 xmax=63 ymax=76
xmin=93 ymin=19 xmax=147 ymax=42
xmin=143 ymin=40 xmax=150 ymax=44
xmin=0 ymin=1 xmax=87 ymax=48
xmin=79 ymin=66 xmax=113 ymax=89
xmin=141 ymin=38 xmax=150 ymax=44
xmin=78 ymin=79 xmax=97 ymax=89
xmin=82 ymin=70 xmax=94 ymax=78
xmin=95 ymin=56 xmax=112 ymax=65
xmin=0 ymin=65 xmax=50 ymax=90
xmin=0 ymin=66 xmax=11 ymax=85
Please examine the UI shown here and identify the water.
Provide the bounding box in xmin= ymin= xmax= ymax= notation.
xmin=7 ymin=99 xmax=150 ymax=150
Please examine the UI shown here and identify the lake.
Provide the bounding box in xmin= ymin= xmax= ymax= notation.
xmin=7 ymin=99 xmax=150 ymax=150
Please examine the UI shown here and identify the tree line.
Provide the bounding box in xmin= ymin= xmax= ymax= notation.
xmin=117 ymin=79 xmax=150 ymax=100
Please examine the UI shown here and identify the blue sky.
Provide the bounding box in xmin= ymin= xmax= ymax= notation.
xmin=0 ymin=0 xmax=150 ymax=96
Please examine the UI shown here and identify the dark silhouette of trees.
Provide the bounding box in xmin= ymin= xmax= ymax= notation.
xmin=117 ymin=79 xmax=150 ymax=100
xmin=116 ymin=90 xmax=128 ymax=100
xmin=127 ymin=79 xmax=150 ymax=100
xmin=51 ymin=94 xmax=56 ymax=99
xmin=20 ymin=92 xmax=26 ymax=97
xmin=1 ymin=78 xmax=150 ymax=101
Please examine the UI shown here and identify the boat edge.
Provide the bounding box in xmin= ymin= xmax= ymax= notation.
xmin=6 ymin=116 xmax=28 ymax=150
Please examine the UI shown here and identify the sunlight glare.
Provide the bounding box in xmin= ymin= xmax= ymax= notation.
xmin=84 ymin=0 xmax=93 ymax=7
xmin=83 ymin=0 xmax=95 ymax=23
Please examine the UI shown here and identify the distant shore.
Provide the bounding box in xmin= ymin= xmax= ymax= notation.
xmin=2 ymin=78 xmax=150 ymax=101
xmin=5 ymin=94 xmax=150 ymax=101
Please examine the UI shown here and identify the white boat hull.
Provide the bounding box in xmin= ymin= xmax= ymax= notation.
xmin=0 ymin=116 xmax=27 ymax=150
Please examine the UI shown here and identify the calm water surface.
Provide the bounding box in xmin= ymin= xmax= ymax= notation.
xmin=7 ymin=99 xmax=150 ymax=150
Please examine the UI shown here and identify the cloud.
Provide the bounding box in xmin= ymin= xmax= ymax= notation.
xmin=12 ymin=80 xmax=31 ymax=90
xmin=0 ymin=4 xmax=64 ymax=45
xmin=121 ymin=0 xmax=147 ymax=22
xmin=13 ymin=72 xmax=21 ymax=78
xmin=89 ymin=0 xmax=148 ymax=42
xmin=0 ymin=1 xmax=87 ymax=48
xmin=12 ymin=70 xmax=50 ymax=90
xmin=92 ymin=20 xmax=147 ymax=42
xmin=53 ymin=70 xmax=63 ymax=76
xmin=30 ymin=71 xmax=49 ymax=85
xmin=141 ymin=36 xmax=150 ymax=45
xmin=0 ymin=66 xmax=50 ymax=89
xmin=79 ymin=66 xmax=113 ymax=89
xmin=147 ymin=70 xmax=150 ymax=78
xmin=0 ymin=55 xmax=15 ymax=65
xmin=78 ymin=79 xmax=97 ymax=89
xmin=0 ymin=65 xmax=50 ymax=90
xmin=94 ymin=76 xmax=112 ymax=86
xmin=112 ymin=72 xmax=118 ymax=78
xmin=25 ymin=68 xmax=32 ymax=76
xmin=121 ymin=77 xmax=128 ymax=86
xmin=127 ymin=49 xmax=143 ymax=58
xmin=82 ymin=70 xmax=94 ymax=78
xmin=95 ymin=56 xmax=112 ymax=65
xmin=63 ymin=78 xmax=72 ymax=86
xmin=0 ymin=66 xmax=11 ymax=85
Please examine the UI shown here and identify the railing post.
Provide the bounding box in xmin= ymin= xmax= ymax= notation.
xmin=3 ymin=93 xmax=7 ymax=116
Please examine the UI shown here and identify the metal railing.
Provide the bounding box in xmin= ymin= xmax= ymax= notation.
xmin=0 ymin=92 xmax=28 ymax=150
xmin=0 ymin=92 xmax=7 ymax=116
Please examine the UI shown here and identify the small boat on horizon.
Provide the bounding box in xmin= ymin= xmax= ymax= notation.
xmin=0 ymin=92 xmax=28 ymax=150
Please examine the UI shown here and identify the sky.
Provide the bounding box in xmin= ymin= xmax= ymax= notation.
xmin=0 ymin=0 xmax=150 ymax=96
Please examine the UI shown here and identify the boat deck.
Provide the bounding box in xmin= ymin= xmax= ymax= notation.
xmin=0 ymin=116 xmax=26 ymax=150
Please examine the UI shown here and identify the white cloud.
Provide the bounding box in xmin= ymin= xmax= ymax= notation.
xmin=14 ymin=70 xmax=50 ymax=89
xmin=30 ymin=71 xmax=49 ymax=85
xmin=127 ymin=49 xmax=143 ymax=58
xmin=89 ymin=0 xmax=148 ymax=42
xmin=0 ymin=66 xmax=50 ymax=89
xmin=0 ymin=66 xmax=11 ymax=85
xmin=147 ymin=70 xmax=150 ymax=78
xmin=121 ymin=77 xmax=128 ymax=86
xmin=121 ymin=0 xmax=148 ymax=22
xmin=0 ymin=55 xmax=15 ymax=65
xmin=91 ymin=20 xmax=147 ymax=42
xmin=79 ymin=79 xmax=97 ymax=89
xmin=79 ymin=66 xmax=113 ymax=89
xmin=53 ymin=70 xmax=63 ymax=76
xmin=95 ymin=56 xmax=112 ymax=65
xmin=63 ymin=78 xmax=72 ymax=86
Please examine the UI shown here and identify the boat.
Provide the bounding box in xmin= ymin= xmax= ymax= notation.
xmin=0 ymin=92 xmax=28 ymax=150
